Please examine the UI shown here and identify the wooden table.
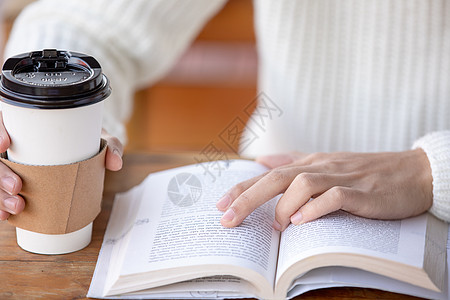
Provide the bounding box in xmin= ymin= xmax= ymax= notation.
xmin=0 ymin=152 xmax=423 ymax=299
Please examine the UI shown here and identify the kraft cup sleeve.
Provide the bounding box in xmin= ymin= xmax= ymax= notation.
xmin=0 ymin=139 xmax=107 ymax=234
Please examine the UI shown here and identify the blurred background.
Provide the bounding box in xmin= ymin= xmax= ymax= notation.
xmin=0 ymin=0 xmax=257 ymax=154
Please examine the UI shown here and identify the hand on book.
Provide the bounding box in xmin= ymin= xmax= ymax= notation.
xmin=217 ymin=149 xmax=433 ymax=231
xmin=0 ymin=112 xmax=123 ymax=221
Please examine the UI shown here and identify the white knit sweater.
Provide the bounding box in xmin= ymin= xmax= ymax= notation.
xmin=4 ymin=0 xmax=450 ymax=222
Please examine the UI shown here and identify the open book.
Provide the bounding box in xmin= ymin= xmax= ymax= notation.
xmin=88 ymin=160 xmax=449 ymax=299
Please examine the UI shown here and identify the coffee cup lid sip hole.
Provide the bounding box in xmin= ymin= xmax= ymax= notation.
xmin=0 ymin=49 xmax=111 ymax=109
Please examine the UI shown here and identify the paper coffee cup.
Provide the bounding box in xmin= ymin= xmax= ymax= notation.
xmin=0 ymin=49 xmax=111 ymax=254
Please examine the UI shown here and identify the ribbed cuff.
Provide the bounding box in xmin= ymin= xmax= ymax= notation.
xmin=413 ymin=131 xmax=450 ymax=222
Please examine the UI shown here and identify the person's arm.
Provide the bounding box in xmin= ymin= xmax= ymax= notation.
xmin=5 ymin=0 xmax=227 ymax=143
xmin=1 ymin=0 xmax=226 ymax=219
xmin=412 ymin=130 xmax=450 ymax=222
xmin=217 ymin=131 xmax=450 ymax=231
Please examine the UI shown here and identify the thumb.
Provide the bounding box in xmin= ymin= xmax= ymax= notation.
xmin=101 ymin=129 xmax=123 ymax=171
xmin=256 ymin=152 xmax=306 ymax=169
xmin=0 ymin=113 xmax=11 ymax=153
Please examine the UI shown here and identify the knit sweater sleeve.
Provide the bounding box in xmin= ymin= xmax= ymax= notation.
xmin=4 ymin=0 xmax=226 ymax=143
xmin=413 ymin=131 xmax=450 ymax=223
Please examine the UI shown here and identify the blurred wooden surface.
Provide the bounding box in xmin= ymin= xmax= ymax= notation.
xmin=0 ymin=0 xmax=257 ymax=153
xmin=125 ymin=0 xmax=257 ymax=153
xmin=129 ymin=86 xmax=257 ymax=152
xmin=0 ymin=151 xmax=424 ymax=300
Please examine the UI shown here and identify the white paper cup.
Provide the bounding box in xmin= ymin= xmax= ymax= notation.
xmin=1 ymin=102 xmax=104 ymax=165
xmin=0 ymin=49 xmax=110 ymax=254
xmin=15 ymin=223 xmax=93 ymax=255
xmin=2 ymin=102 xmax=104 ymax=254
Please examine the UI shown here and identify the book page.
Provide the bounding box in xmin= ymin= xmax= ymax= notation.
xmin=286 ymin=266 xmax=447 ymax=300
xmin=276 ymin=211 xmax=432 ymax=284
xmin=285 ymin=223 xmax=450 ymax=300
xmin=106 ymin=160 xmax=280 ymax=296
xmin=88 ymin=182 xmax=146 ymax=298
xmin=122 ymin=275 xmax=259 ymax=299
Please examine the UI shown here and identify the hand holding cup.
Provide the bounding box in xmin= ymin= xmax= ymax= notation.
xmin=0 ymin=113 xmax=24 ymax=221
xmin=0 ymin=120 xmax=124 ymax=221
xmin=0 ymin=49 xmax=123 ymax=254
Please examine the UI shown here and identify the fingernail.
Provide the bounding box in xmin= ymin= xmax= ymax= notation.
xmin=0 ymin=134 xmax=9 ymax=148
xmin=221 ymin=208 xmax=235 ymax=223
xmin=272 ymin=220 xmax=282 ymax=231
xmin=4 ymin=198 xmax=17 ymax=213
xmin=216 ymin=194 xmax=231 ymax=211
xmin=2 ymin=177 xmax=16 ymax=194
xmin=0 ymin=210 xmax=9 ymax=221
xmin=113 ymin=148 xmax=122 ymax=157
xmin=291 ymin=211 xmax=303 ymax=225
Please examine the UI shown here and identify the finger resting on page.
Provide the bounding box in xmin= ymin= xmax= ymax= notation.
xmin=216 ymin=173 xmax=266 ymax=212
xmin=220 ymin=166 xmax=301 ymax=228
xmin=275 ymin=173 xmax=342 ymax=230
xmin=292 ymin=186 xmax=354 ymax=225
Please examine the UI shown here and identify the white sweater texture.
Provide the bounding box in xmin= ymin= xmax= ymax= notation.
xmin=4 ymin=0 xmax=450 ymax=222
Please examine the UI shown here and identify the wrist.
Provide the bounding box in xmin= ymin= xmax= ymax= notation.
xmin=410 ymin=148 xmax=433 ymax=211
xmin=413 ymin=131 xmax=450 ymax=222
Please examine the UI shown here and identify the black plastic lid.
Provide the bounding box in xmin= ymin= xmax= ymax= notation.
xmin=0 ymin=49 xmax=111 ymax=109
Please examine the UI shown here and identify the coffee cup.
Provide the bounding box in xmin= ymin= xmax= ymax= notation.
xmin=0 ymin=49 xmax=110 ymax=254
